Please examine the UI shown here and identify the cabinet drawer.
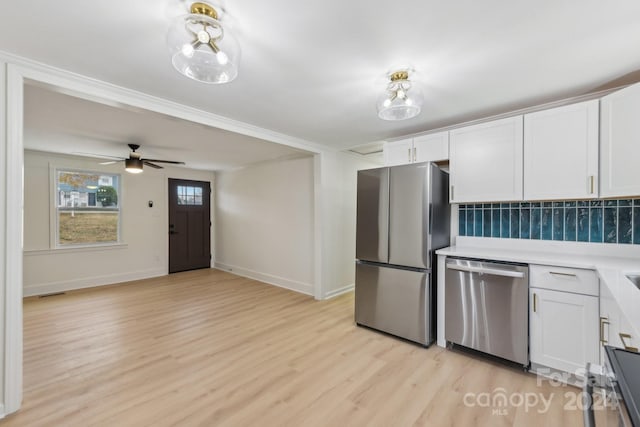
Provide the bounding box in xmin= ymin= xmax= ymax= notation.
xmin=530 ymin=265 xmax=598 ymax=296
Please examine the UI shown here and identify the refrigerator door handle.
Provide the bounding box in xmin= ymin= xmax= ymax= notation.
xmin=446 ymin=263 xmax=526 ymax=279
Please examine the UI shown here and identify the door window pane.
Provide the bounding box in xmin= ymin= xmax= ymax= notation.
xmin=177 ymin=185 xmax=203 ymax=205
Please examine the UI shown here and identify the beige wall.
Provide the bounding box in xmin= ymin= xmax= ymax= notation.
xmin=23 ymin=150 xmax=215 ymax=296
xmin=214 ymin=156 xmax=315 ymax=294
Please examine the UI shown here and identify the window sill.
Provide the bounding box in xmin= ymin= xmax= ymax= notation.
xmin=24 ymin=243 xmax=128 ymax=256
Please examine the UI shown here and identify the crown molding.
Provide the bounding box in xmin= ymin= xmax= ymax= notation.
xmin=382 ymin=85 xmax=628 ymax=144
xmin=0 ymin=50 xmax=332 ymax=155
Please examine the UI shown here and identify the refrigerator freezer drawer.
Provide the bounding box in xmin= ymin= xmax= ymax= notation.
xmin=355 ymin=262 xmax=432 ymax=346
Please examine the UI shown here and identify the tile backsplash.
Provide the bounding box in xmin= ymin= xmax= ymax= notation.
xmin=458 ymin=199 xmax=640 ymax=244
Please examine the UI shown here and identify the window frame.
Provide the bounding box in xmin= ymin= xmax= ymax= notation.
xmin=53 ymin=167 xmax=123 ymax=248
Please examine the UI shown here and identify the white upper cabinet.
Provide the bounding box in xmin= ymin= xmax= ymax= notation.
xmin=524 ymin=100 xmax=599 ymax=200
xmin=601 ymin=82 xmax=640 ymax=197
xmin=383 ymin=131 xmax=449 ymax=166
xmin=413 ymin=132 xmax=449 ymax=163
xmin=449 ymin=116 xmax=523 ymax=203
xmin=383 ymin=138 xmax=413 ymax=166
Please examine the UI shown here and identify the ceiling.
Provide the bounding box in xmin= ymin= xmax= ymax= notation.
xmin=3 ymin=1 xmax=640 ymax=152
xmin=24 ymin=83 xmax=308 ymax=171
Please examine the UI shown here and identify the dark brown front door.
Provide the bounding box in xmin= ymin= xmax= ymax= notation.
xmin=168 ymin=178 xmax=211 ymax=273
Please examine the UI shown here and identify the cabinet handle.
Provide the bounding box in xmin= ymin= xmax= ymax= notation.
xmin=413 ymin=147 xmax=417 ymax=162
xmin=451 ymin=185 xmax=455 ymax=201
xmin=600 ymin=317 xmax=610 ymax=344
xmin=589 ymin=175 xmax=595 ymax=194
xmin=533 ymin=293 xmax=537 ymax=313
xmin=407 ymin=148 xmax=411 ymax=162
xmin=549 ymin=271 xmax=577 ymax=278
xmin=619 ymin=333 xmax=639 ymax=352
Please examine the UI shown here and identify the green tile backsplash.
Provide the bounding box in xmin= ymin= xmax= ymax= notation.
xmin=458 ymin=199 xmax=640 ymax=244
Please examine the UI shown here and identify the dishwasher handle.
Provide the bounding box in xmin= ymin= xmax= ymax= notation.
xmin=446 ymin=263 xmax=526 ymax=279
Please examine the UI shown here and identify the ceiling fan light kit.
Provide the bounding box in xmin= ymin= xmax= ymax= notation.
xmin=125 ymin=157 xmax=144 ymax=174
xmin=377 ymin=69 xmax=424 ymax=121
xmin=90 ymin=144 xmax=185 ymax=174
xmin=167 ymin=2 xmax=240 ymax=84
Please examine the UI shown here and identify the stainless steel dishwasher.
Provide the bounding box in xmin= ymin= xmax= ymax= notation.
xmin=445 ymin=257 xmax=529 ymax=367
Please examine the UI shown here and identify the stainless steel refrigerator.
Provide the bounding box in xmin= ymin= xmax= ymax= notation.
xmin=355 ymin=162 xmax=450 ymax=346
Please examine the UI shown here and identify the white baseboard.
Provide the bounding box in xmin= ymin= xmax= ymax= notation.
xmin=323 ymin=284 xmax=354 ymax=299
xmin=214 ymin=262 xmax=313 ymax=296
xmin=23 ymin=268 xmax=167 ymax=297
xmin=0 ymin=403 xmax=5 ymax=419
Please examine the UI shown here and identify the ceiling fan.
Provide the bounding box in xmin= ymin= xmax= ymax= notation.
xmin=87 ymin=144 xmax=185 ymax=174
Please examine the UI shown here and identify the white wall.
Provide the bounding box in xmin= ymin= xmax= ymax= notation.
xmin=315 ymin=151 xmax=380 ymax=298
xmin=214 ymin=156 xmax=315 ymax=295
xmin=0 ymin=59 xmax=7 ymax=412
xmin=23 ymin=150 xmax=215 ymax=296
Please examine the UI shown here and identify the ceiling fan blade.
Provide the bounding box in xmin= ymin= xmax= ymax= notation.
xmin=99 ymin=160 xmax=123 ymax=165
xmin=143 ymin=161 xmax=163 ymax=169
xmin=142 ymin=158 xmax=186 ymax=165
xmin=71 ymin=152 xmax=126 ymax=160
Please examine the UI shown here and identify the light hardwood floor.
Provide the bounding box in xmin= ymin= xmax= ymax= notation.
xmin=2 ymin=269 xmax=583 ymax=426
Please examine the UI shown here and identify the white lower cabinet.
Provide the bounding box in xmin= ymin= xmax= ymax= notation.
xmin=529 ymin=265 xmax=600 ymax=374
xmin=530 ymin=288 xmax=599 ymax=373
xmin=600 ymin=280 xmax=640 ymax=362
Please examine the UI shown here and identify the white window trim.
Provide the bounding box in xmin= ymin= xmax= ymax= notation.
xmin=24 ymin=243 xmax=128 ymax=257
xmin=51 ymin=165 xmax=123 ymax=249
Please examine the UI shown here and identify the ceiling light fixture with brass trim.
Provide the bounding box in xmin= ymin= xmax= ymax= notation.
xmin=167 ymin=2 xmax=240 ymax=84
xmin=377 ymin=69 xmax=423 ymax=121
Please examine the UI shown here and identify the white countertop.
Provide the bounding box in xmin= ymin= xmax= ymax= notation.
xmin=436 ymin=242 xmax=640 ymax=338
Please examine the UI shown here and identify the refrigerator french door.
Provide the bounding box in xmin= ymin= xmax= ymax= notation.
xmin=355 ymin=162 xmax=449 ymax=346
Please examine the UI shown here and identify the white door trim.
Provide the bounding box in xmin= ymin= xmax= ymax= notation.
xmin=4 ymin=63 xmax=24 ymax=416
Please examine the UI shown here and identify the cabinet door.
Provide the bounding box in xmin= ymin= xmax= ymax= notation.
xmin=524 ymin=100 xmax=599 ymax=200
xmin=449 ymin=116 xmax=523 ymax=203
xmin=600 ymin=282 xmax=622 ymax=362
xmin=601 ymin=82 xmax=640 ymax=197
xmin=413 ymin=131 xmax=449 ymax=162
xmin=383 ymin=139 xmax=413 ymax=166
xmin=618 ymin=314 xmax=640 ymax=353
xmin=530 ymin=288 xmax=599 ymax=373
xmin=600 ymin=283 xmax=640 ymax=360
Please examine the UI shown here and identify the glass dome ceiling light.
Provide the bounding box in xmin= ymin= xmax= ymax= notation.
xmin=167 ymin=2 xmax=240 ymax=84
xmin=377 ymin=70 xmax=424 ymax=121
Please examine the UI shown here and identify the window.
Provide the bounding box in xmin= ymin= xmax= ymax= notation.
xmin=177 ymin=185 xmax=203 ymax=205
xmin=56 ymin=170 xmax=121 ymax=246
